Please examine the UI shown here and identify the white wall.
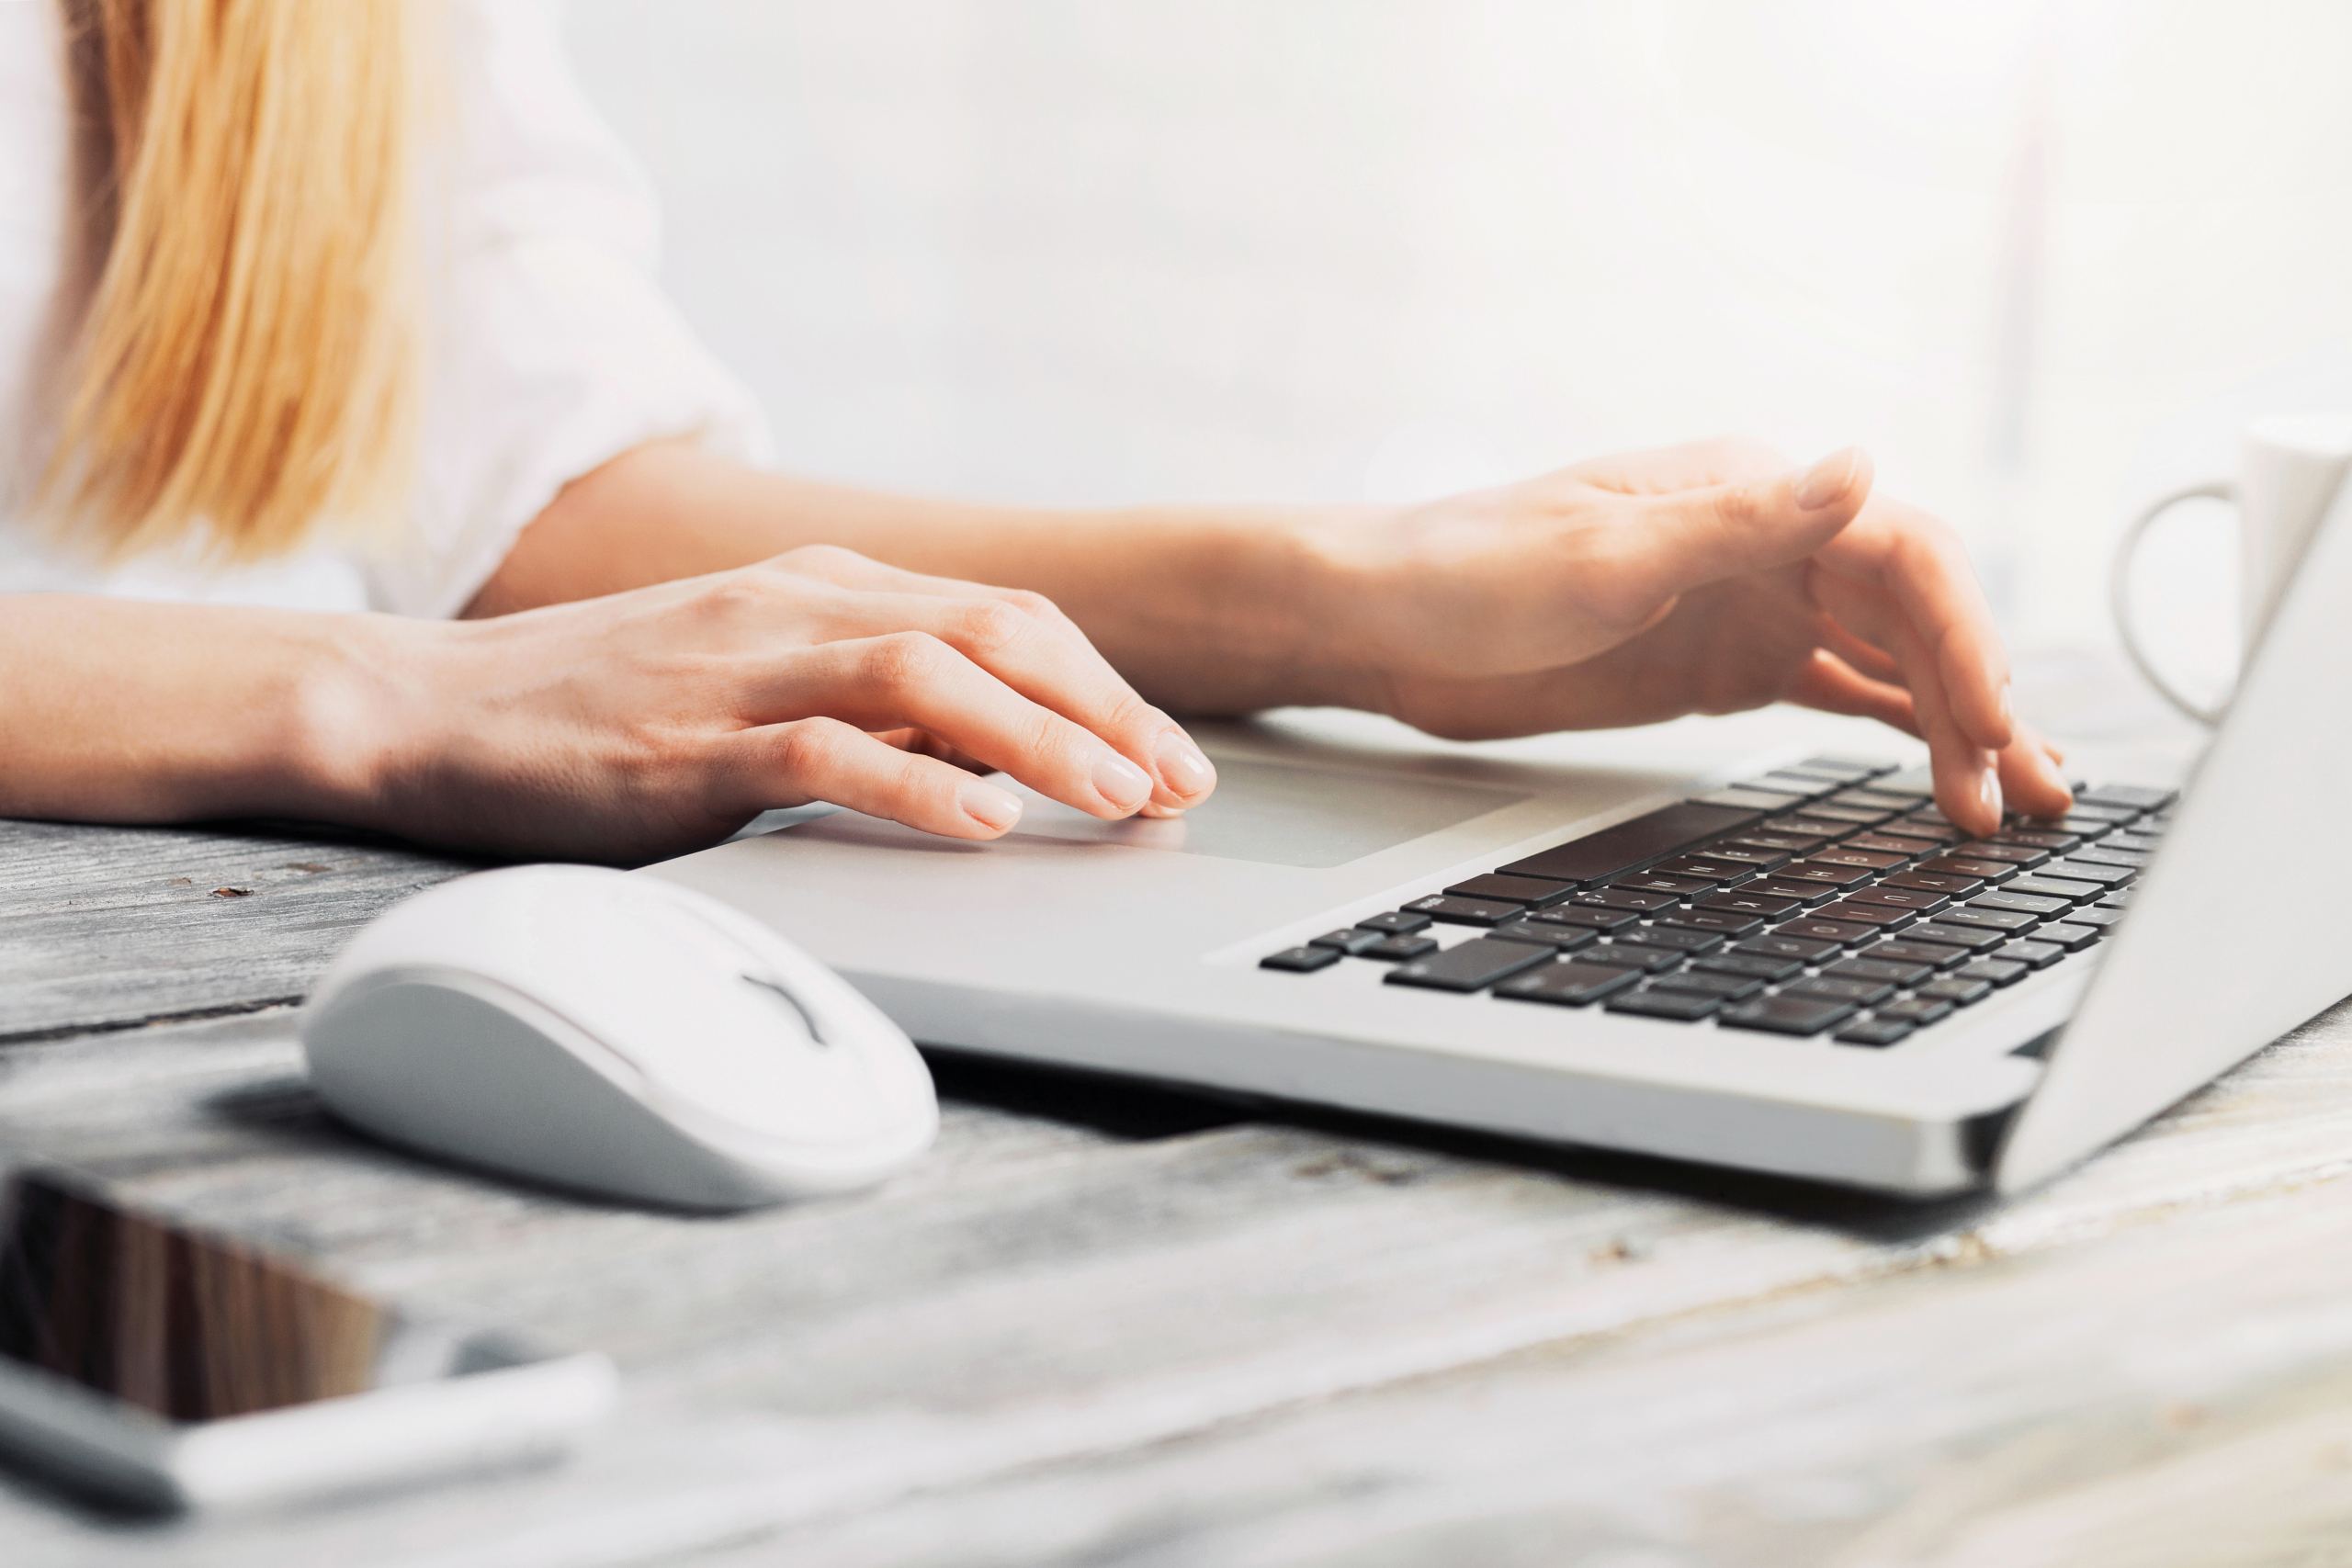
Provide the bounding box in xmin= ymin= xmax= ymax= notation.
xmin=562 ymin=0 xmax=2352 ymax=693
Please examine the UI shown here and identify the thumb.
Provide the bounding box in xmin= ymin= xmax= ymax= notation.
xmin=1618 ymin=446 xmax=1873 ymax=604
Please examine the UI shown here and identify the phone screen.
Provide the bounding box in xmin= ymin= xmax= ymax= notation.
xmin=0 ymin=1168 xmax=500 ymax=1424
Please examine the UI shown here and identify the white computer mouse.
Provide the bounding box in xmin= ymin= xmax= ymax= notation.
xmin=300 ymin=865 xmax=937 ymax=1210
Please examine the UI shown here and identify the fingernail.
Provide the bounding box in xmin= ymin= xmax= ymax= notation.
xmin=1093 ymin=751 xmax=1153 ymax=811
xmin=1976 ymin=765 xmax=2004 ymax=827
xmin=958 ymin=779 xmax=1022 ymax=830
xmin=1792 ymin=446 xmax=1860 ymax=511
xmin=1152 ymin=731 xmax=1217 ymax=800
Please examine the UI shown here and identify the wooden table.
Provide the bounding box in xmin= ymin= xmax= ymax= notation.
xmin=7 ymin=655 xmax=2352 ymax=1567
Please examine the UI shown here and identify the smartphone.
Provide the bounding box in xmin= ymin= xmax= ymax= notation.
xmin=0 ymin=1165 xmax=615 ymax=1511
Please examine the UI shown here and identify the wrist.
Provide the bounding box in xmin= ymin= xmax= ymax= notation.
xmin=282 ymin=611 xmax=442 ymax=828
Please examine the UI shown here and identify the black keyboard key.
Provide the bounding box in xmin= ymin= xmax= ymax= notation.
xmin=1842 ymin=833 xmax=1935 ymax=859
xmin=1777 ymin=862 xmax=1873 ymax=888
xmin=1905 ymin=806 xmax=1953 ymax=826
xmin=1720 ymin=995 xmax=1860 ymax=1036
xmin=1969 ymin=890 xmax=2071 ymax=918
xmin=1763 ymin=814 xmax=1860 ymax=839
xmin=2104 ymin=831 xmax=2163 ymax=854
xmin=2015 ymin=814 xmax=2116 ymax=840
xmin=2035 ymin=921 xmax=2099 ymax=950
xmin=1683 ymin=844 xmax=1791 ymax=872
xmin=1959 ymin=957 xmax=2031 ymax=988
xmin=1696 ymin=889 xmax=1804 ymax=919
xmin=1725 ymin=831 xmax=1832 ymax=854
xmin=2098 ymin=888 xmax=2132 ymax=909
xmin=2067 ymin=905 xmax=2127 ymax=929
xmin=2046 ymin=858 xmax=2136 ymax=887
xmin=1611 ymin=872 xmax=1717 ymax=897
xmin=1741 ymin=876 xmax=1838 ymax=906
xmin=1789 ymin=975 xmax=1897 ymax=1007
xmin=1882 ymin=869 xmax=1984 ymax=897
xmin=1385 ymin=938 xmax=1553 ymax=992
xmin=1694 ymin=952 xmax=1804 ymax=982
xmin=1811 ymin=846 xmax=1907 ymax=872
xmin=1654 ymin=908 xmax=1767 ymax=938
xmin=1864 ymin=939 xmax=1971 ymax=970
xmin=1532 ymin=904 xmax=1640 ymax=931
xmin=1826 ymin=955 xmax=1935 ymax=987
xmin=1811 ymin=900 xmax=1917 ymax=931
xmin=1797 ymin=803 xmax=1900 ymax=826
xmin=1261 ymin=945 xmax=1340 ymax=973
xmin=1891 ymin=818 xmax=1966 ymax=843
xmin=1649 ymin=969 xmax=1765 ymax=1001
xmin=1902 ymin=921 xmax=2010 ymax=953
xmin=1627 ymin=925 xmax=1725 ymax=954
xmin=2066 ymin=846 xmax=2148 ymax=870
xmin=1489 ymin=919 xmax=1596 ymax=952
xmin=1356 ymin=910 xmax=1434 ymax=935
xmin=1937 ymin=906 xmax=2041 ymax=934
xmin=1404 ymin=894 xmax=1525 ymax=927
xmin=1834 ymin=1018 xmax=1915 ymax=1048
xmin=1991 ymin=829 xmax=2079 ymax=853
xmin=1495 ymin=960 xmax=1641 ymax=1007
xmin=1573 ymin=886 xmax=1680 ymax=913
xmin=1653 ymin=855 xmax=1757 ymax=882
xmin=1918 ymin=855 xmax=2018 ymax=885
xmin=1736 ymin=932 xmax=1841 ymax=963
xmin=1579 ymin=942 xmax=1685 ymax=973
xmin=1605 ymin=987 xmax=1724 ymax=1021
xmin=1309 ymin=928 xmax=1387 ymax=954
xmin=1954 ymin=840 xmax=2049 ymax=867
xmin=2048 ymin=802 xmax=2140 ymax=825
xmin=1877 ymin=995 xmax=1955 ymax=1026
xmin=1445 ymin=874 xmax=1576 ymax=907
xmin=1363 ymin=932 xmax=1440 ymax=961
xmin=1831 ymin=787 xmax=1926 ymax=811
xmin=2002 ymin=874 xmax=2102 ymax=904
xmin=2079 ymin=784 xmax=2175 ymax=811
xmin=1917 ymin=975 xmax=1994 ymax=1006
xmin=1996 ymin=939 xmax=2065 ymax=969
xmin=1497 ymin=801 xmax=1763 ymax=886
xmin=1772 ymin=917 xmax=1875 ymax=945
xmin=1840 ymin=885 xmax=1950 ymax=915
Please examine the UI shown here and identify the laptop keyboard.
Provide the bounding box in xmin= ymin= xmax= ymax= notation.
xmin=1259 ymin=757 xmax=2174 ymax=1049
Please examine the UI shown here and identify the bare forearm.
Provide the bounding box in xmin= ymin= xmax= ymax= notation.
xmin=468 ymin=444 xmax=1376 ymax=714
xmin=0 ymin=596 xmax=386 ymax=824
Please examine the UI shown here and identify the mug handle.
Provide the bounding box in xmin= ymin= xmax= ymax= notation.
xmin=2110 ymin=481 xmax=2234 ymax=728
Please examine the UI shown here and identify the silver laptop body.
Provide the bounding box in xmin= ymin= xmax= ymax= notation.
xmin=647 ymin=490 xmax=2352 ymax=1198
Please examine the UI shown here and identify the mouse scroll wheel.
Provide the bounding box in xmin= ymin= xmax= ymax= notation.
xmin=740 ymin=974 xmax=827 ymax=1046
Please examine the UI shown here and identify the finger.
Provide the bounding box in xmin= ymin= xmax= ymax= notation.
xmin=717 ymin=717 xmax=1027 ymax=840
xmin=1811 ymin=500 xmax=2013 ymax=753
xmin=1565 ymin=434 xmax=1793 ymax=494
xmin=763 ymin=550 xmax=1216 ymax=809
xmin=741 ymin=632 xmax=1170 ymax=820
xmin=1996 ymin=720 xmax=2075 ymax=818
xmin=1782 ymin=649 xmax=1919 ymax=735
xmin=1602 ymin=446 xmax=1873 ymax=616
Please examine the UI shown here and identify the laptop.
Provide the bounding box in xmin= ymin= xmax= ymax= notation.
xmin=644 ymin=492 xmax=2352 ymax=1198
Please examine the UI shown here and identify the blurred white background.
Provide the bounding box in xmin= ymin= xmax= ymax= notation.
xmin=562 ymin=0 xmax=2352 ymax=711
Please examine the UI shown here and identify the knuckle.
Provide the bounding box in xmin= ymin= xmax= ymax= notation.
xmin=769 ymin=716 xmax=848 ymax=779
xmin=955 ymin=599 xmax=1031 ymax=655
xmin=775 ymin=543 xmax=867 ymax=578
xmin=998 ymin=587 xmax=1061 ymax=623
xmin=865 ymin=630 xmax=951 ymax=693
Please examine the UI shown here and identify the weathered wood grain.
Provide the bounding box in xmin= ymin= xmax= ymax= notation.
xmin=0 ymin=818 xmax=481 ymax=1040
xmin=3 ymin=986 xmax=2349 ymax=1567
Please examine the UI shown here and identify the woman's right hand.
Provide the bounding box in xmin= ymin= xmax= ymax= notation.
xmin=345 ymin=546 xmax=1219 ymax=863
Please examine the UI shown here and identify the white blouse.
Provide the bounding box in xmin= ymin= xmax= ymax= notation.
xmin=0 ymin=0 xmax=770 ymax=617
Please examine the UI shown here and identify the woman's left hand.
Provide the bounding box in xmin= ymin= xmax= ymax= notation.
xmin=1315 ymin=436 xmax=2072 ymax=838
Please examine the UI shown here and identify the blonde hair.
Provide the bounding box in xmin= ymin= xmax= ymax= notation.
xmin=42 ymin=0 xmax=420 ymax=566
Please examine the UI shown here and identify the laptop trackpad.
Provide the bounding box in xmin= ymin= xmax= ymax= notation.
xmin=995 ymin=757 xmax=1528 ymax=869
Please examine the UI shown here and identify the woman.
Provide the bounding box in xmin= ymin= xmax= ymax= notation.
xmin=1 ymin=1 xmax=2072 ymax=866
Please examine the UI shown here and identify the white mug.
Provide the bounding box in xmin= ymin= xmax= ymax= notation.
xmin=2112 ymin=412 xmax=2352 ymax=725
